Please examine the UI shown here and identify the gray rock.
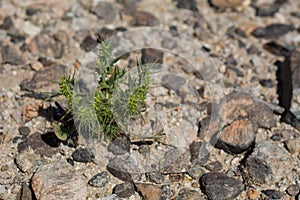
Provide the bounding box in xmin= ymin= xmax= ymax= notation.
xmin=173 ymin=0 xmax=198 ymax=11
xmin=1 ymin=45 xmax=25 ymax=65
xmin=19 ymin=183 xmax=33 ymax=200
xmin=252 ymin=24 xmax=294 ymax=39
xmin=91 ymin=1 xmax=117 ymax=23
xmin=200 ymin=172 xmax=244 ymax=200
xmin=72 ymin=148 xmax=94 ymax=163
xmin=146 ymin=171 xmax=166 ymax=184
xmin=187 ymin=165 xmax=205 ymax=179
xmin=107 ymin=135 xmax=131 ymax=155
xmin=31 ymin=161 xmax=86 ymax=200
xmin=173 ymin=188 xmax=203 ymax=200
xmin=216 ymin=119 xmax=257 ymax=154
xmin=112 ymin=182 xmax=135 ymax=198
xmin=244 ymin=140 xmax=292 ymax=184
xmin=262 ymin=189 xmax=285 ymax=199
xmin=18 ymin=126 xmax=30 ymax=137
xmin=161 ymin=74 xmax=186 ymax=91
xmin=190 ymin=141 xmax=210 ymax=166
xmin=159 ymin=148 xmax=190 ymax=173
xmin=141 ymin=48 xmax=164 ymax=64
xmin=88 ymin=171 xmax=111 ymax=187
xmin=15 ymin=147 xmax=41 ymax=173
xmin=107 ymin=155 xmax=142 ymax=181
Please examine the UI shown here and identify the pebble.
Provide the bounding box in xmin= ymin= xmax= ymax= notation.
xmin=131 ymin=11 xmax=159 ymax=27
xmin=252 ymin=24 xmax=295 ymax=39
xmin=216 ymin=119 xmax=257 ymax=154
xmin=90 ymin=1 xmax=117 ymax=23
xmin=19 ymin=183 xmax=33 ymax=200
xmin=161 ymin=74 xmax=186 ymax=91
xmin=246 ymin=189 xmax=259 ymax=200
xmin=31 ymin=161 xmax=86 ymax=200
xmin=107 ymin=135 xmax=131 ymax=155
xmin=173 ymin=0 xmax=198 ymax=11
xmin=209 ymin=0 xmax=248 ymax=10
xmin=138 ymin=144 xmax=150 ymax=154
xmin=0 ymin=16 xmax=14 ymax=30
xmin=189 ymin=141 xmax=210 ymax=165
xmin=135 ymin=183 xmax=163 ymax=200
xmin=88 ymin=171 xmax=111 ymax=188
xmin=80 ymin=35 xmax=97 ymax=52
xmin=146 ymin=171 xmax=166 ymax=184
xmin=159 ymin=149 xmax=190 ymax=173
xmin=254 ymin=3 xmax=281 ymax=17
xmin=72 ymin=148 xmax=94 ymax=163
xmin=30 ymin=61 xmax=44 ymax=71
xmin=200 ymin=172 xmax=244 ymax=200
xmin=18 ymin=126 xmax=30 ymax=137
xmin=173 ymin=188 xmax=202 ymax=200
xmin=1 ymin=45 xmax=25 ymax=65
xmin=20 ymin=21 xmax=41 ymax=36
xmin=15 ymin=147 xmax=41 ymax=173
xmin=141 ymin=48 xmax=164 ymax=65
xmin=262 ymin=189 xmax=285 ymax=199
xmin=187 ymin=165 xmax=204 ymax=179
xmin=112 ymin=182 xmax=135 ymax=198
xmin=285 ymin=137 xmax=300 ymax=156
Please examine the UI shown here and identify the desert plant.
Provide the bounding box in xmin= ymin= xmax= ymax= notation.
xmin=52 ymin=40 xmax=150 ymax=141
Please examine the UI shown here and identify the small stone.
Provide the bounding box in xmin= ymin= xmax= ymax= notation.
xmin=21 ymin=21 xmax=41 ymax=36
xmin=286 ymin=184 xmax=300 ymax=196
xmin=173 ymin=0 xmax=198 ymax=11
xmin=161 ymin=74 xmax=186 ymax=91
xmin=205 ymin=161 xmax=223 ymax=172
xmin=30 ymin=61 xmax=44 ymax=71
xmin=1 ymin=45 xmax=25 ymax=65
xmin=187 ymin=165 xmax=204 ymax=179
xmin=216 ymin=119 xmax=257 ymax=154
xmin=138 ymin=145 xmax=150 ymax=154
xmin=200 ymin=172 xmax=244 ymax=200
xmin=141 ymin=48 xmax=164 ymax=64
xmin=189 ymin=141 xmax=210 ymax=165
xmin=107 ymin=155 xmax=141 ymax=181
xmin=263 ymin=41 xmax=291 ymax=57
xmin=135 ymin=183 xmax=163 ymax=200
xmin=271 ymin=133 xmax=283 ymax=141
xmin=209 ymin=0 xmax=248 ymax=10
xmin=169 ymin=173 xmax=184 ymax=182
xmin=0 ymin=16 xmax=14 ymax=30
xmin=259 ymin=79 xmax=274 ymax=88
xmin=146 ymin=171 xmax=166 ymax=184
xmin=80 ymin=35 xmax=97 ymax=52
xmin=252 ymin=24 xmax=294 ymax=39
xmin=31 ymin=161 xmax=86 ymax=200
xmin=15 ymin=147 xmax=41 ymax=173
xmin=131 ymin=11 xmax=159 ymax=27
xmin=91 ymin=1 xmax=117 ymax=23
xmin=246 ymin=189 xmax=259 ymax=200
xmin=285 ymin=137 xmax=300 ymax=156
xmin=159 ymin=149 xmax=190 ymax=173
xmin=72 ymin=148 xmax=94 ymax=163
xmin=0 ymin=184 xmax=5 ymax=195
xmin=26 ymin=8 xmax=41 ymax=16
xmin=20 ymin=183 xmax=33 ymax=200
xmin=107 ymin=135 xmax=131 ymax=155
xmin=88 ymin=171 xmax=111 ymax=187
xmin=1 ymin=165 xmax=8 ymax=172
xmin=112 ymin=182 xmax=135 ymax=198
xmin=262 ymin=189 xmax=285 ymax=199
xmin=18 ymin=126 xmax=30 ymax=137
xmin=254 ymin=3 xmax=281 ymax=17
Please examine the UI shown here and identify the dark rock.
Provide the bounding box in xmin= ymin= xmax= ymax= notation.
xmin=286 ymin=184 xmax=300 ymax=196
xmin=88 ymin=172 xmax=111 ymax=187
xmin=91 ymin=1 xmax=117 ymax=23
xmin=159 ymin=148 xmax=190 ymax=173
xmin=146 ymin=171 xmax=166 ymax=184
xmin=80 ymin=35 xmax=97 ymax=52
xmin=200 ymin=172 xmax=244 ymax=200
xmin=66 ymin=158 xmax=74 ymax=166
xmin=252 ymin=24 xmax=294 ymax=39
xmin=216 ymin=119 xmax=257 ymax=154
xmin=173 ymin=0 xmax=198 ymax=11
xmin=9 ymin=33 xmax=26 ymax=43
xmin=205 ymin=161 xmax=223 ymax=172
xmin=270 ymin=133 xmax=283 ymax=141
xmin=254 ymin=3 xmax=281 ymax=17
xmin=1 ymin=45 xmax=25 ymax=65
xmin=243 ymin=141 xmax=291 ymax=184
xmin=0 ymin=16 xmax=14 ymax=30
xmin=17 ymin=132 xmax=58 ymax=157
xmin=161 ymin=74 xmax=186 ymax=91
xmin=135 ymin=183 xmax=163 ymax=200
xmin=173 ymin=188 xmax=203 ymax=200
xmin=141 ymin=48 xmax=164 ymax=64
xmin=226 ymin=26 xmax=247 ymax=38
xmin=31 ymin=161 xmax=86 ymax=200
xmin=21 ymin=64 xmax=66 ymax=93
xmin=26 ymin=8 xmax=41 ymax=16
xmin=262 ymin=189 xmax=285 ymax=199
xmin=187 ymin=165 xmax=205 ymax=179
xmin=112 ymin=182 xmax=135 ymax=198
xmin=98 ymin=27 xmax=116 ymax=40
xmin=107 ymin=135 xmax=130 ymax=155
xmin=131 ymin=11 xmax=159 ymax=27
xmin=169 ymin=173 xmax=184 ymax=182
xmin=263 ymin=41 xmax=291 ymax=57
xmin=107 ymin=155 xmax=141 ymax=181
xmin=259 ymin=79 xmax=275 ymax=88
xmin=18 ymin=126 xmax=30 ymax=137
xmin=189 ymin=141 xmax=210 ymax=165
xmin=72 ymin=148 xmax=94 ymax=163
xmin=247 ymin=45 xmax=260 ymax=55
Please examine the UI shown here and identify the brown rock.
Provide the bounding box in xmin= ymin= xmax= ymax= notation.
xmin=216 ymin=119 xmax=257 ymax=154
xmin=31 ymin=161 xmax=86 ymax=200
xmin=209 ymin=0 xmax=249 ymax=10
xmin=131 ymin=11 xmax=159 ymax=27
xmin=246 ymin=189 xmax=259 ymax=200
xmin=21 ymin=100 xmax=44 ymax=122
xmin=135 ymin=183 xmax=163 ymax=200
xmin=285 ymin=137 xmax=300 ymax=156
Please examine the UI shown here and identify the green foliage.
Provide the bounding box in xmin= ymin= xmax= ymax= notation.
xmin=53 ymin=41 xmax=150 ymax=141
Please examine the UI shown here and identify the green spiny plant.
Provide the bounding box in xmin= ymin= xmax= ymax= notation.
xmin=52 ymin=40 xmax=150 ymax=141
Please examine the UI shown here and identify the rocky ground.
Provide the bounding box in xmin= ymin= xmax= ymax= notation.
xmin=0 ymin=0 xmax=300 ymax=199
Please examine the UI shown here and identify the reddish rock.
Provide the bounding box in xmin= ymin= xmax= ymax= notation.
xmin=135 ymin=183 xmax=163 ymax=200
